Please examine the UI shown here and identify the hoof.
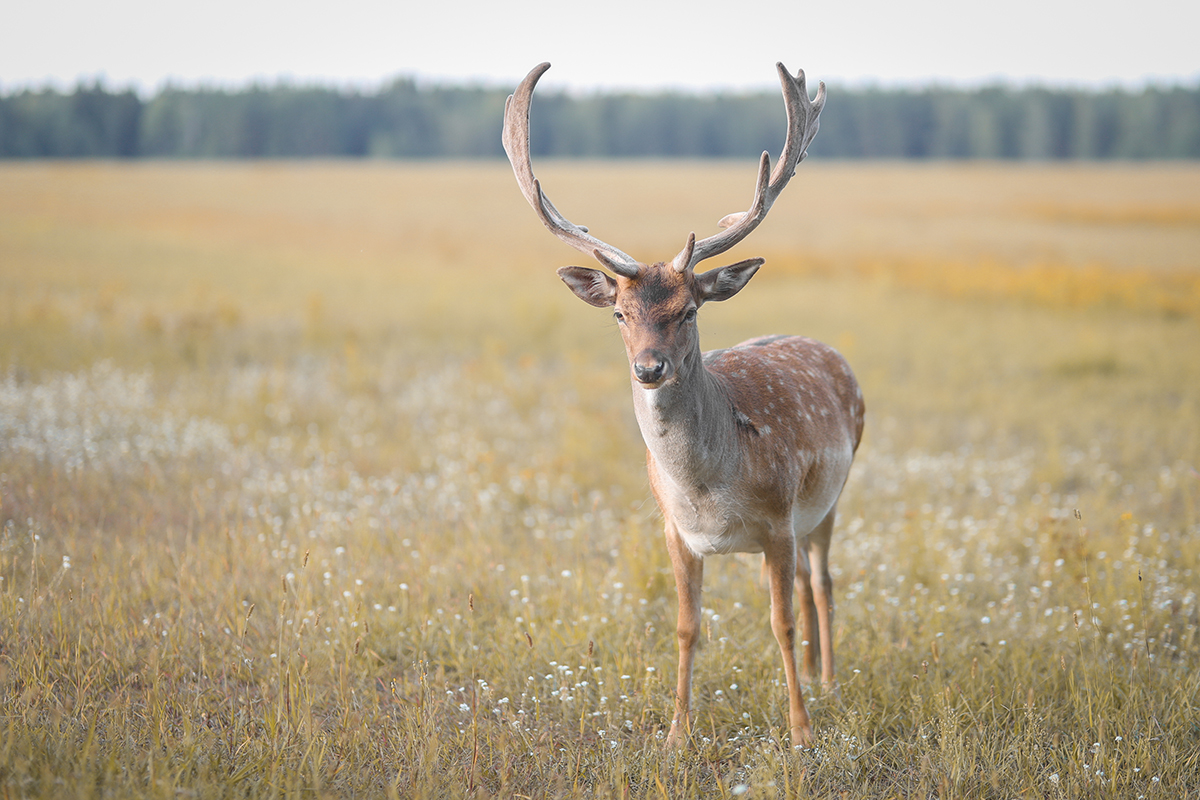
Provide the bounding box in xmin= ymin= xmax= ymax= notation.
xmin=791 ymin=724 xmax=814 ymax=748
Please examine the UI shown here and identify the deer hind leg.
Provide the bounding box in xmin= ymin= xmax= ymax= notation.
xmin=664 ymin=522 xmax=704 ymax=747
xmin=804 ymin=506 xmax=838 ymax=690
xmin=794 ymin=545 xmax=820 ymax=685
xmin=763 ymin=531 xmax=813 ymax=747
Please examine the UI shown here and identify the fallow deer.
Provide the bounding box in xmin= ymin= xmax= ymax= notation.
xmin=502 ymin=62 xmax=863 ymax=747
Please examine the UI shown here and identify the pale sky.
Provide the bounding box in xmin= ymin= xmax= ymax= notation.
xmin=3 ymin=0 xmax=1197 ymax=95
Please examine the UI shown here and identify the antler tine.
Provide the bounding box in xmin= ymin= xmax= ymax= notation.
xmin=673 ymin=62 xmax=825 ymax=273
xmin=503 ymin=63 xmax=641 ymax=278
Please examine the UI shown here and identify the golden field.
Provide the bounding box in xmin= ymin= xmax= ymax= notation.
xmin=0 ymin=160 xmax=1198 ymax=798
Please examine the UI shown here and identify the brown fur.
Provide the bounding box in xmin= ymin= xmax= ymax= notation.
xmin=562 ymin=260 xmax=864 ymax=747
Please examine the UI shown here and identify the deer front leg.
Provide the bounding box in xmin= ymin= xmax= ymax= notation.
xmin=764 ymin=532 xmax=813 ymax=747
xmin=664 ymin=521 xmax=703 ymax=746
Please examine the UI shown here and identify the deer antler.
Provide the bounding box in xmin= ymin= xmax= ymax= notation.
xmin=671 ymin=63 xmax=825 ymax=273
xmin=502 ymin=62 xmax=642 ymax=278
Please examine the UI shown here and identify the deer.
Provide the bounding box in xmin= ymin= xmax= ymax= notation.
xmin=502 ymin=62 xmax=864 ymax=748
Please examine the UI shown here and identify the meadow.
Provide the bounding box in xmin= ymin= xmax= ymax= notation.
xmin=0 ymin=160 xmax=1197 ymax=798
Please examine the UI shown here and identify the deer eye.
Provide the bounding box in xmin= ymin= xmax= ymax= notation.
xmin=613 ymin=310 xmax=626 ymax=323
xmin=683 ymin=309 xmax=697 ymax=323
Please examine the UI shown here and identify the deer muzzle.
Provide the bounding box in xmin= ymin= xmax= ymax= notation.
xmin=632 ymin=350 xmax=673 ymax=387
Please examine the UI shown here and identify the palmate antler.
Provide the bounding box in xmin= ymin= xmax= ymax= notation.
xmin=502 ymin=62 xmax=825 ymax=278
xmin=501 ymin=63 xmax=642 ymax=278
xmin=673 ymin=63 xmax=826 ymax=273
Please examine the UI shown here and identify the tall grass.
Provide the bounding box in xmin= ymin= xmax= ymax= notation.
xmin=0 ymin=162 xmax=1197 ymax=797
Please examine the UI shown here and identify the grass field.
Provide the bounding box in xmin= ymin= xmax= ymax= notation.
xmin=1 ymin=160 xmax=1198 ymax=798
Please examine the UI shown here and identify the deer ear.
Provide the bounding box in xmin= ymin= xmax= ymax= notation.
xmin=557 ymin=266 xmax=618 ymax=308
xmin=695 ymin=258 xmax=764 ymax=303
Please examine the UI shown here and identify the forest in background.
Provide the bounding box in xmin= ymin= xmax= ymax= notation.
xmin=1 ymin=76 xmax=1198 ymax=159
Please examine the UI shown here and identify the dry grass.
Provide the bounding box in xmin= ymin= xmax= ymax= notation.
xmin=0 ymin=161 xmax=1198 ymax=798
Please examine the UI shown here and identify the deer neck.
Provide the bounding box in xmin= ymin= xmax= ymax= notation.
xmin=630 ymin=346 xmax=738 ymax=491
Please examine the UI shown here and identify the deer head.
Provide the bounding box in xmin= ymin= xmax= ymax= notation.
xmin=502 ymin=62 xmax=825 ymax=389
xmin=556 ymin=255 xmax=764 ymax=387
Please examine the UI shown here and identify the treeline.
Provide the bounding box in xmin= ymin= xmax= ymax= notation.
xmin=2 ymin=77 xmax=1198 ymax=159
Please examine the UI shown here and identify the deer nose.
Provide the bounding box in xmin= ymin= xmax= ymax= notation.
xmin=633 ymin=351 xmax=672 ymax=385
